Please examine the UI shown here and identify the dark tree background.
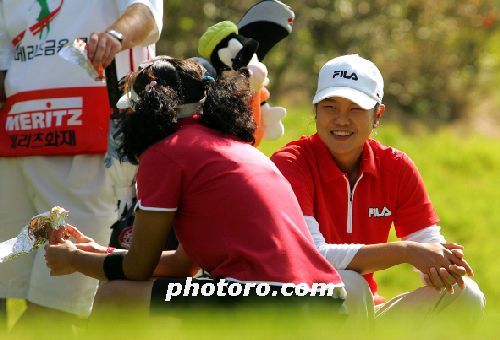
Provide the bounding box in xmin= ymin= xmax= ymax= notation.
xmin=156 ymin=1 xmax=499 ymax=127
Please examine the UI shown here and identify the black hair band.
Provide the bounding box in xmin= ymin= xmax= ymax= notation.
xmin=103 ymin=252 xmax=126 ymax=281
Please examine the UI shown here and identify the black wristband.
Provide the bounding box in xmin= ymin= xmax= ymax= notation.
xmin=103 ymin=252 xmax=126 ymax=281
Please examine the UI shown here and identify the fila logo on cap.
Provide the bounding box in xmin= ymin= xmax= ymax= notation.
xmin=312 ymin=54 xmax=384 ymax=108
xmin=332 ymin=70 xmax=358 ymax=81
xmin=368 ymin=207 xmax=391 ymax=217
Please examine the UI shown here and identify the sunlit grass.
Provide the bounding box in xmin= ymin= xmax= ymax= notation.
xmin=2 ymin=306 xmax=499 ymax=339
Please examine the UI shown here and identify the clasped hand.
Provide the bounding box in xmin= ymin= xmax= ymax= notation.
xmin=407 ymin=242 xmax=474 ymax=294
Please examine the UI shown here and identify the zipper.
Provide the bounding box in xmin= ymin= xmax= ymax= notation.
xmin=345 ymin=174 xmax=363 ymax=234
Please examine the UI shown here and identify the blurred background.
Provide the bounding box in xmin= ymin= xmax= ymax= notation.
xmin=158 ymin=0 xmax=500 ymax=133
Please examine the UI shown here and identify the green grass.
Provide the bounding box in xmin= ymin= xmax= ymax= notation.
xmin=3 ymin=103 xmax=499 ymax=337
xmin=2 ymin=306 xmax=499 ymax=339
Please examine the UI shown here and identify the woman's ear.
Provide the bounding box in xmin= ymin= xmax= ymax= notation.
xmin=374 ymin=104 xmax=385 ymax=127
xmin=376 ymin=104 xmax=385 ymax=118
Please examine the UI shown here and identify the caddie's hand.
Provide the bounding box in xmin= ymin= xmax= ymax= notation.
xmin=44 ymin=240 xmax=77 ymax=276
xmin=87 ymin=32 xmax=122 ymax=68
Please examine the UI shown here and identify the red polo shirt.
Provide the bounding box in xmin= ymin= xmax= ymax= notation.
xmin=271 ymin=134 xmax=439 ymax=293
xmin=137 ymin=120 xmax=343 ymax=287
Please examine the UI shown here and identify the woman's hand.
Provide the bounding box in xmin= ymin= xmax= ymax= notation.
xmin=423 ymin=265 xmax=467 ymax=293
xmin=406 ymin=242 xmax=451 ymax=271
xmin=44 ymin=240 xmax=78 ymax=276
xmin=66 ymin=224 xmax=108 ymax=253
xmin=44 ymin=224 xmax=111 ymax=281
xmin=50 ymin=224 xmax=93 ymax=244
xmin=443 ymin=243 xmax=474 ymax=276
xmin=50 ymin=224 xmax=107 ymax=253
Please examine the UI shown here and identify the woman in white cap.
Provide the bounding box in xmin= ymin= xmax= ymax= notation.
xmin=271 ymin=54 xmax=485 ymax=321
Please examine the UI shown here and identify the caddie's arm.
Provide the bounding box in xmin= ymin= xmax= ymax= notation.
xmin=87 ymin=2 xmax=160 ymax=68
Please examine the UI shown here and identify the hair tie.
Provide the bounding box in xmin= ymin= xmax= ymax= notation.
xmin=145 ymin=80 xmax=157 ymax=92
xmin=203 ymin=75 xmax=215 ymax=83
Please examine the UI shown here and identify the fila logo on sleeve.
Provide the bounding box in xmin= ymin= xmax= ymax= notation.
xmin=368 ymin=207 xmax=391 ymax=217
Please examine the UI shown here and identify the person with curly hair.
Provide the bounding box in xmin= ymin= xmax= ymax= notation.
xmin=44 ymin=57 xmax=345 ymax=315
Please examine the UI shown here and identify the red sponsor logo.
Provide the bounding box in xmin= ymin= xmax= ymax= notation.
xmin=118 ymin=226 xmax=134 ymax=249
xmin=0 ymin=87 xmax=110 ymax=156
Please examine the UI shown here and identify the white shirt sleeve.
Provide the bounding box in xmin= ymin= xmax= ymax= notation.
xmin=403 ymin=225 xmax=446 ymax=281
xmin=403 ymin=225 xmax=446 ymax=243
xmin=0 ymin=5 xmax=14 ymax=70
xmin=304 ymin=216 xmax=363 ymax=270
xmin=116 ymin=0 xmax=163 ymax=45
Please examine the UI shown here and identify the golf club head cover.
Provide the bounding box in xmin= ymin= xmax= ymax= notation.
xmin=237 ymin=0 xmax=295 ymax=61
xmin=198 ymin=21 xmax=258 ymax=74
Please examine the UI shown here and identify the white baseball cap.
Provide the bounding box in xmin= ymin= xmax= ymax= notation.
xmin=312 ymin=54 xmax=384 ymax=109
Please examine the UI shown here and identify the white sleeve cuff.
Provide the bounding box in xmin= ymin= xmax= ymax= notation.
xmin=135 ymin=200 xmax=176 ymax=212
xmin=403 ymin=225 xmax=446 ymax=243
xmin=405 ymin=225 xmax=447 ymax=281
xmin=304 ymin=216 xmax=363 ymax=270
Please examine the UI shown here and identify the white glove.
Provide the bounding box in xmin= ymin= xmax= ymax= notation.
xmin=261 ymin=102 xmax=286 ymax=140
xmin=247 ymin=54 xmax=268 ymax=93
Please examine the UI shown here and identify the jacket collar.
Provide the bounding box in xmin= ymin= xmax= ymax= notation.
xmin=311 ymin=134 xmax=379 ymax=183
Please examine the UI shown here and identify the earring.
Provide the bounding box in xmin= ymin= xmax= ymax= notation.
xmin=371 ymin=121 xmax=379 ymax=136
